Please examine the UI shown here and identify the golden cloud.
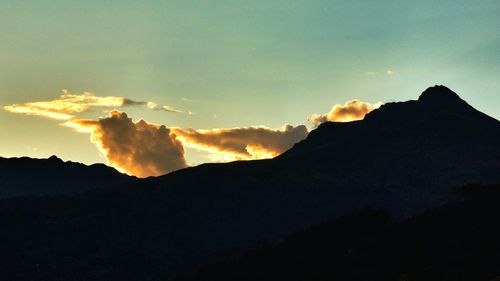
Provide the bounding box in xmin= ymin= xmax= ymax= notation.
xmin=4 ymin=90 xmax=189 ymax=121
xmin=64 ymin=110 xmax=306 ymax=176
xmin=172 ymin=124 xmax=308 ymax=161
xmin=3 ymin=90 xmax=133 ymax=120
xmin=5 ymin=92 xmax=383 ymax=177
xmin=308 ymin=100 xmax=383 ymax=126
xmin=65 ymin=111 xmax=187 ymax=177
xmin=4 ymin=91 xmax=306 ymax=176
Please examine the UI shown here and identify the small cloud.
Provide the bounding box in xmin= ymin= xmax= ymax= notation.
xmin=308 ymin=100 xmax=383 ymax=126
xmin=181 ymin=97 xmax=193 ymax=102
xmin=122 ymin=99 xmax=147 ymax=106
xmin=365 ymin=70 xmax=394 ymax=76
xmin=147 ymin=102 xmax=158 ymax=109
xmin=162 ymin=105 xmax=184 ymax=113
xmin=147 ymin=101 xmax=190 ymax=114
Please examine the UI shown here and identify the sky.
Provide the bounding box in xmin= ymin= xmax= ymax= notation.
xmin=0 ymin=0 xmax=499 ymax=176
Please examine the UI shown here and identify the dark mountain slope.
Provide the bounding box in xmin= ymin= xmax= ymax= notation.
xmin=148 ymin=85 xmax=500 ymax=222
xmin=0 ymin=85 xmax=499 ymax=280
xmin=180 ymin=184 xmax=500 ymax=281
xmin=285 ymin=85 xmax=499 ymax=158
xmin=0 ymin=155 xmax=137 ymax=198
xmin=282 ymin=85 xmax=500 ymax=176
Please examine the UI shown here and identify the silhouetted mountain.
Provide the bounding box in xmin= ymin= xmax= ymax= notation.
xmin=178 ymin=184 xmax=500 ymax=281
xmin=0 ymin=155 xmax=137 ymax=198
xmin=0 ymin=86 xmax=499 ymax=280
xmin=288 ymin=85 xmax=499 ymax=158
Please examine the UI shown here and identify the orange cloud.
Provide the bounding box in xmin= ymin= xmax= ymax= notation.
xmin=5 ymin=92 xmax=310 ymax=176
xmin=5 ymin=92 xmax=381 ymax=176
xmin=172 ymin=124 xmax=308 ymax=161
xmin=65 ymin=111 xmax=187 ymax=177
xmin=64 ymin=111 xmax=306 ymax=176
xmin=308 ymin=100 xmax=383 ymax=126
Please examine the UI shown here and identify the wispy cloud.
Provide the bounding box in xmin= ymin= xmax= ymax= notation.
xmin=4 ymin=90 xmax=191 ymax=121
xmin=3 ymin=90 xmax=130 ymax=120
xmin=365 ymin=70 xmax=395 ymax=76
xmin=308 ymin=100 xmax=383 ymax=126
xmin=147 ymin=102 xmax=192 ymax=115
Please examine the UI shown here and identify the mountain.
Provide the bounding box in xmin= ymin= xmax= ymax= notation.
xmin=0 ymin=85 xmax=499 ymax=280
xmin=179 ymin=184 xmax=500 ymax=281
xmin=0 ymin=155 xmax=137 ymax=199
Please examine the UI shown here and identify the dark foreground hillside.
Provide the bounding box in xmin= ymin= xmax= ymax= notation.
xmin=179 ymin=185 xmax=500 ymax=281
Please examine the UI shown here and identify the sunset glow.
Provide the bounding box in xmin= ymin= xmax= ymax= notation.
xmin=1 ymin=1 xmax=498 ymax=177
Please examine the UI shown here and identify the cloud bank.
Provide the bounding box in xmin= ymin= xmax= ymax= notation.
xmin=4 ymin=91 xmax=380 ymax=177
xmin=308 ymin=100 xmax=382 ymax=126
xmin=172 ymin=124 xmax=308 ymax=162
xmin=65 ymin=111 xmax=307 ymax=175
xmin=65 ymin=111 xmax=188 ymax=177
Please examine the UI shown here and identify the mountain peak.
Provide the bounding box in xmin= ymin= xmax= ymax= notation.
xmin=48 ymin=155 xmax=63 ymax=162
xmin=418 ymin=85 xmax=465 ymax=105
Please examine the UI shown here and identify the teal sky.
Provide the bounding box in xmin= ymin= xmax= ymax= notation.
xmin=1 ymin=0 xmax=499 ymax=165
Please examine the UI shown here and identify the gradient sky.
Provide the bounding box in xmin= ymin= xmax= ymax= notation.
xmin=1 ymin=0 xmax=499 ymax=168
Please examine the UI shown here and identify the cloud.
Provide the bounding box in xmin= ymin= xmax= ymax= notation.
xmin=171 ymin=124 xmax=308 ymax=161
xmin=64 ymin=110 xmax=187 ymax=177
xmin=4 ymin=90 xmax=191 ymax=121
xmin=64 ymin=110 xmax=306 ymax=175
xmin=4 ymin=90 xmax=313 ymax=176
xmin=147 ymin=102 xmax=192 ymax=115
xmin=3 ymin=91 xmax=385 ymax=176
xmin=4 ymin=90 xmax=304 ymax=176
xmin=365 ymin=70 xmax=395 ymax=76
xmin=308 ymin=100 xmax=383 ymax=126
xmin=4 ymin=90 xmax=146 ymax=120
xmin=162 ymin=105 xmax=184 ymax=113
xmin=122 ymin=99 xmax=147 ymax=106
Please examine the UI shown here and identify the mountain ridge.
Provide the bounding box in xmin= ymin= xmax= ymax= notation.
xmin=0 ymin=85 xmax=499 ymax=280
xmin=0 ymin=155 xmax=137 ymax=199
xmin=282 ymin=85 xmax=500 ymax=159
